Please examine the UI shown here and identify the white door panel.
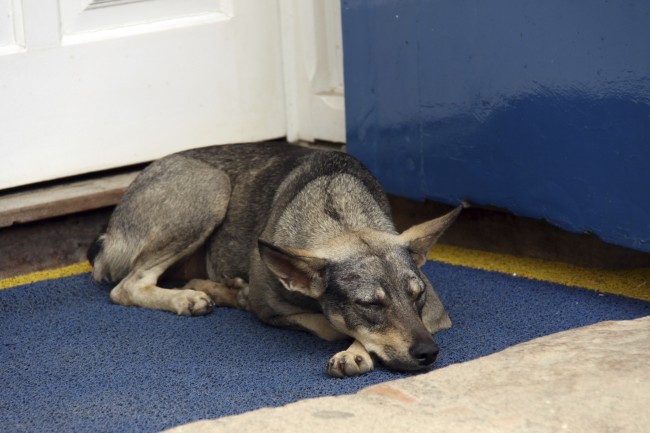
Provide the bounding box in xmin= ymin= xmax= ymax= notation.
xmin=280 ymin=0 xmax=345 ymax=144
xmin=0 ymin=0 xmax=286 ymax=189
xmin=60 ymin=0 xmax=224 ymax=37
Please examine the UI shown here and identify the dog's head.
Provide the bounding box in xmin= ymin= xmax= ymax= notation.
xmin=258 ymin=206 xmax=461 ymax=371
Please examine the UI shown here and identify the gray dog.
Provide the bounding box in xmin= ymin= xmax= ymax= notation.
xmin=88 ymin=142 xmax=461 ymax=377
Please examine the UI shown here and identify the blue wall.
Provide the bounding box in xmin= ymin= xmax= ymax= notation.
xmin=342 ymin=0 xmax=650 ymax=252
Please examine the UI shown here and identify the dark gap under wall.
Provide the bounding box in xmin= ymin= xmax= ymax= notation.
xmin=2 ymin=196 xmax=650 ymax=281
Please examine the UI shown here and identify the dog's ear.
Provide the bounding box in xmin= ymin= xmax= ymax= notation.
xmin=258 ymin=239 xmax=329 ymax=298
xmin=399 ymin=205 xmax=462 ymax=267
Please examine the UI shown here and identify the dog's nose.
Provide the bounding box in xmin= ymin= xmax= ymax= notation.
xmin=409 ymin=339 xmax=439 ymax=366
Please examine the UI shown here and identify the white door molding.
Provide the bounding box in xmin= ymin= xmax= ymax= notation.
xmin=279 ymin=0 xmax=346 ymax=144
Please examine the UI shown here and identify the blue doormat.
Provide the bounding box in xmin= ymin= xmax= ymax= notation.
xmin=1 ymin=261 xmax=649 ymax=433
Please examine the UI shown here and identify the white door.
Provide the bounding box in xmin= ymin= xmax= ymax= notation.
xmin=0 ymin=0 xmax=287 ymax=190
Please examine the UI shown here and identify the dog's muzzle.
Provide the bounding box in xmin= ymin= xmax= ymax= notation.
xmin=377 ymin=336 xmax=440 ymax=371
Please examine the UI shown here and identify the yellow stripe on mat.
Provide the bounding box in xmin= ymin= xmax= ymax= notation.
xmin=429 ymin=244 xmax=650 ymax=302
xmin=2 ymin=247 xmax=649 ymax=303
xmin=0 ymin=261 xmax=92 ymax=290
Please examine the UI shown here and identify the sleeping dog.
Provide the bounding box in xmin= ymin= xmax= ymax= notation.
xmin=88 ymin=142 xmax=461 ymax=377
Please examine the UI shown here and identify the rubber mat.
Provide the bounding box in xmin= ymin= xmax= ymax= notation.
xmin=1 ymin=260 xmax=649 ymax=432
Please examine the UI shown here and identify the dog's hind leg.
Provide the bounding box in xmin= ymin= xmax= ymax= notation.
xmin=110 ymin=258 xmax=216 ymax=316
xmin=182 ymin=277 xmax=250 ymax=311
xmin=95 ymin=154 xmax=231 ymax=316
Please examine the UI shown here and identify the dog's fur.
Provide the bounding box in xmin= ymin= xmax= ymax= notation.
xmin=89 ymin=142 xmax=461 ymax=377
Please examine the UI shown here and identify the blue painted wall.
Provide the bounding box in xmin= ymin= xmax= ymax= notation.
xmin=342 ymin=0 xmax=650 ymax=252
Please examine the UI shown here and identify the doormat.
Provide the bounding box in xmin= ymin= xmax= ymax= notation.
xmin=1 ymin=256 xmax=649 ymax=432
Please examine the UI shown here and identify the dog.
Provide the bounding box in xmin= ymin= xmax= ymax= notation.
xmin=88 ymin=141 xmax=461 ymax=377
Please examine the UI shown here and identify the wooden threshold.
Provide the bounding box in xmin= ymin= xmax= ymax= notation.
xmin=0 ymin=171 xmax=139 ymax=228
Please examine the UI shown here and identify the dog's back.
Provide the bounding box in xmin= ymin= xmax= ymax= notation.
xmin=181 ymin=142 xmax=395 ymax=281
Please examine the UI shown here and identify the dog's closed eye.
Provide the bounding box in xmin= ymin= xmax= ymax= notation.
xmin=354 ymin=299 xmax=383 ymax=311
xmin=415 ymin=289 xmax=426 ymax=308
xmin=409 ymin=279 xmax=426 ymax=308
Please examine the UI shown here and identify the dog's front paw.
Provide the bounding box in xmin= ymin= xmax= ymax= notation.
xmin=327 ymin=350 xmax=374 ymax=378
xmin=173 ymin=290 xmax=215 ymax=316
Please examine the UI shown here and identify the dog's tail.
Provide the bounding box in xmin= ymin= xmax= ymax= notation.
xmin=86 ymin=232 xmax=104 ymax=266
xmin=87 ymin=231 xmax=111 ymax=283
xmin=86 ymin=229 xmax=133 ymax=283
